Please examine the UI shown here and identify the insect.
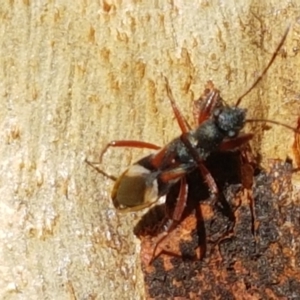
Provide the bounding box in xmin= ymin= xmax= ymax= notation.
xmin=87 ymin=26 xmax=296 ymax=261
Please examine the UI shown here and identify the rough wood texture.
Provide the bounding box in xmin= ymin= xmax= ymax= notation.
xmin=0 ymin=1 xmax=300 ymax=299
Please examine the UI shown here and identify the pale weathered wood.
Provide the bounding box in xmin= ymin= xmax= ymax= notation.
xmin=0 ymin=1 xmax=299 ymax=299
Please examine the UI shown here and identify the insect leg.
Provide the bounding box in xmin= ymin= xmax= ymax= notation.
xmin=86 ymin=141 xmax=160 ymax=180
xmin=99 ymin=140 xmax=161 ymax=162
xmin=218 ymin=133 xmax=254 ymax=152
xmin=164 ymin=80 xmax=221 ymax=197
xmin=150 ymin=176 xmax=189 ymax=263
xmin=170 ymin=175 xmax=188 ymax=221
xmin=158 ymin=163 xmax=195 ymax=182
xmin=164 ymin=76 xmax=192 ymax=133
xmin=193 ymin=81 xmax=222 ymax=125
xmin=85 ymin=159 xmax=117 ymax=181
xmin=180 ymin=134 xmax=219 ymax=196
xmin=293 ymin=117 xmax=300 ymax=169
xmin=198 ymin=163 xmax=218 ymax=195
xmin=199 ymin=133 xmax=254 ymax=203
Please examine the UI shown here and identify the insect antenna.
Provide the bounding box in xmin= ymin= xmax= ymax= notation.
xmin=235 ymin=25 xmax=290 ymax=107
xmin=246 ymin=119 xmax=300 ymax=134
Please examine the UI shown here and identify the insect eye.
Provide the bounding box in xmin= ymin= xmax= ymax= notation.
xmin=228 ymin=130 xmax=236 ymax=137
xmin=213 ymin=108 xmax=221 ymax=117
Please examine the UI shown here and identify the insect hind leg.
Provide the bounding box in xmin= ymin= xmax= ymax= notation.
xmin=99 ymin=140 xmax=161 ymax=162
xmin=85 ymin=159 xmax=117 ymax=181
xmin=150 ymin=176 xmax=189 ymax=264
xmin=86 ymin=140 xmax=160 ymax=180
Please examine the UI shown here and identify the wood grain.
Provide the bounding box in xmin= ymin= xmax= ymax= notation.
xmin=0 ymin=1 xmax=299 ymax=299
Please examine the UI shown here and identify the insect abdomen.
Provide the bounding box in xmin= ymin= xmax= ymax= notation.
xmin=111 ymin=164 xmax=159 ymax=211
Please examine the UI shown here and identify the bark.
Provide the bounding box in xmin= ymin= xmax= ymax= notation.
xmin=0 ymin=1 xmax=299 ymax=299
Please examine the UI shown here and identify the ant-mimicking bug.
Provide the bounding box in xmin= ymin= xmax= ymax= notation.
xmin=86 ymin=25 xmax=298 ymax=262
